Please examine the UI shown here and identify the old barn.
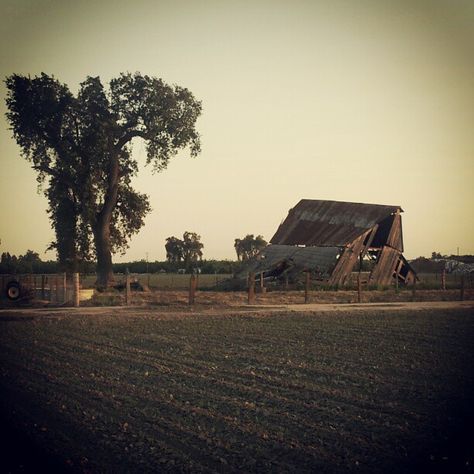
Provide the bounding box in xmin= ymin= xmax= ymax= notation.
xmin=248 ymin=199 xmax=416 ymax=286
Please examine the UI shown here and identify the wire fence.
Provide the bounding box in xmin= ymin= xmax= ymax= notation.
xmin=1 ymin=271 xmax=472 ymax=307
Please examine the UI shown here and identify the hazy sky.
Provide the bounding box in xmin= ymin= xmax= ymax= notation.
xmin=0 ymin=0 xmax=473 ymax=262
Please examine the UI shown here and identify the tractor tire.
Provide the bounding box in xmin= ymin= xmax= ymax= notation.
xmin=6 ymin=281 xmax=21 ymax=301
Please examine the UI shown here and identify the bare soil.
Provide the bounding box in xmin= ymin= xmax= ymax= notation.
xmin=0 ymin=304 xmax=473 ymax=473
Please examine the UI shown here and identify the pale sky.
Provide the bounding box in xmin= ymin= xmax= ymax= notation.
xmin=0 ymin=0 xmax=473 ymax=262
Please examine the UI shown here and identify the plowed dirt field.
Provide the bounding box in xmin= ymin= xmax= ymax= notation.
xmin=0 ymin=304 xmax=473 ymax=473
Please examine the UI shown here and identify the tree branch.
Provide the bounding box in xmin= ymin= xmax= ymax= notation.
xmin=114 ymin=129 xmax=150 ymax=153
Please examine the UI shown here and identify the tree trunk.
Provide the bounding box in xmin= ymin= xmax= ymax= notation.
xmin=55 ymin=194 xmax=78 ymax=273
xmin=94 ymin=220 xmax=114 ymax=289
xmin=94 ymin=153 xmax=120 ymax=289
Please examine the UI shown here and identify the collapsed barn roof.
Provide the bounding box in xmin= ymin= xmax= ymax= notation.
xmin=242 ymin=199 xmax=416 ymax=286
xmin=244 ymin=245 xmax=342 ymax=277
xmin=271 ymin=199 xmax=402 ymax=247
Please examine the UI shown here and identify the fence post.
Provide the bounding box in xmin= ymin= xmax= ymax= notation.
xmin=284 ymin=274 xmax=289 ymax=291
xmin=125 ymin=269 xmax=131 ymax=306
xmin=55 ymin=275 xmax=60 ymax=303
xmin=41 ymin=275 xmax=46 ymax=300
xmin=248 ymin=272 xmax=255 ymax=305
xmin=357 ymin=272 xmax=362 ymax=303
xmin=460 ymin=274 xmax=465 ymax=301
xmin=63 ymin=272 xmax=67 ymax=303
xmin=189 ymin=274 xmax=197 ymax=305
xmin=304 ymin=271 xmax=310 ymax=304
xmin=441 ymin=269 xmax=446 ymax=290
xmin=73 ymin=272 xmax=80 ymax=307
xmin=411 ymin=278 xmax=417 ymax=301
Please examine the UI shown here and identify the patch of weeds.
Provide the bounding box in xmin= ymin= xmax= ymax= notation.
xmin=89 ymin=290 xmax=122 ymax=306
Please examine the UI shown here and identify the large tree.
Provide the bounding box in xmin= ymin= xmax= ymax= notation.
xmin=6 ymin=73 xmax=201 ymax=287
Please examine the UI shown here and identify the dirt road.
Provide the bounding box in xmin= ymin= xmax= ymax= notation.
xmin=0 ymin=299 xmax=472 ymax=321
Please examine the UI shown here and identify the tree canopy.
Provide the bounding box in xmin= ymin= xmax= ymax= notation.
xmin=165 ymin=232 xmax=204 ymax=271
xmin=5 ymin=73 xmax=201 ymax=287
xmin=234 ymin=234 xmax=267 ymax=261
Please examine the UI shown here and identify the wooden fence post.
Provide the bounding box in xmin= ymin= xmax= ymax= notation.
xmin=460 ymin=274 xmax=465 ymax=301
xmin=284 ymin=274 xmax=289 ymax=291
xmin=441 ymin=269 xmax=446 ymax=291
xmin=73 ymin=272 xmax=80 ymax=307
xmin=55 ymin=275 xmax=60 ymax=303
xmin=411 ymin=278 xmax=417 ymax=301
xmin=125 ymin=269 xmax=131 ymax=306
xmin=189 ymin=274 xmax=197 ymax=305
xmin=357 ymin=272 xmax=362 ymax=303
xmin=41 ymin=275 xmax=46 ymax=300
xmin=304 ymin=271 xmax=310 ymax=304
xmin=63 ymin=272 xmax=67 ymax=303
xmin=248 ymin=272 xmax=255 ymax=305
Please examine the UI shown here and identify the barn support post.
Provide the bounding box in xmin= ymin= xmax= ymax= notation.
xmin=441 ymin=269 xmax=446 ymax=290
xmin=460 ymin=275 xmax=465 ymax=301
xmin=248 ymin=272 xmax=255 ymax=305
xmin=304 ymin=271 xmax=310 ymax=304
xmin=189 ymin=274 xmax=197 ymax=305
xmin=125 ymin=269 xmax=131 ymax=306
xmin=73 ymin=273 xmax=80 ymax=307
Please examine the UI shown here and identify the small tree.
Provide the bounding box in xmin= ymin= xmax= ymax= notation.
xmin=234 ymin=234 xmax=267 ymax=261
xmin=165 ymin=236 xmax=184 ymax=263
xmin=182 ymin=231 xmax=204 ymax=271
xmin=165 ymin=232 xmax=203 ymax=271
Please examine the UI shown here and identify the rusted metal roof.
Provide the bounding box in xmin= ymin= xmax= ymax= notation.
xmin=271 ymin=199 xmax=402 ymax=246
xmin=244 ymin=245 xmax=342 ymax=276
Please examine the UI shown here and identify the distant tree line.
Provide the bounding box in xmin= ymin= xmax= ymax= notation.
xmin=410 ymin=253 xmax=474 ymax=273
xmin=113 ymin=259 xmax=240 ymax=275
xmin=3 ymin=246 xmax=472 ymax=276
xmin=0 ymin=233 xmax=268 ymax=275
xmin=1 ymin=251 xmax=61 ymax=274
xmin=0 ymin=250 xmax=240 ymax=275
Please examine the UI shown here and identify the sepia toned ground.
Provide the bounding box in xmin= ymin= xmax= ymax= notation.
xmin=0 ymin=302 xmax=473 ymax=473
xmin=83 ymin=287 xmax=474 ymax=308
